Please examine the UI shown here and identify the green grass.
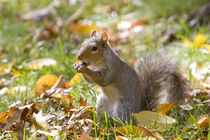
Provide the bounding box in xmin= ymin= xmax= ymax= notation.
xmin=0 ymin=0 xmax=209 ymax=139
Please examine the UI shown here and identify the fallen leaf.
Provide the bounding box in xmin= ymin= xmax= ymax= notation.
xmin=33 ymin=110 xmax=55 ymax=130
xmin=51 ymin=75 xmax=69 ymax=89
xmin=116 ymin=136 xmax=128 ymax=140
xmin=0 ymin=103 xmax=38 ymax=131
xmin=69 ymin=23 xmax=98 ymax=35
xmin=21 ymin=1 xmax=60 ymax=22
xmin=69 ymin=73 xmax=83 ymax=87
xmin=79 ymin=97 xmax=87 ymax=106
xmin=156 ymin=104 xmax=175 ymax=114
xmin=198 ymin=116 xmax=209 ymax=129
xmin=133 ymin=111 xmax=176 ymax=130
xmin=178 ymin=104 xmax=193 ymax=110
xmin=68 ymin=106 xmax=94 ymax=123
xmin=194 ymin=34 xmax=207 ymax=47
xmin=34 ymin=74 xmax=58 ymax=96
xmin=129 ymin=19 xmax=149 ymax=30
xmin=26 ymin=58 xmax=57 ymax=70
xmin=114 ymin=125 xmax=164 ymax=140
xmin=79 ymin=122 xmax=93 ymax=140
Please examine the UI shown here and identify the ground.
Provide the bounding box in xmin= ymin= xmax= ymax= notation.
xmin=0 ymin=0 xmax=209 ymax=139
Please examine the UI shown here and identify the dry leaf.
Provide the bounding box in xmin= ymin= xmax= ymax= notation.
xmin=133 ymin=111 xmax=176 ymax=130
xmin=0 ymin=104 xmax=38 ymax=131
xmin=21 ymin=1 xmax=60 ymax=22
xmin=33 ymin=110 xmax=54 ymax=130
xmin=116 ymin=136 xmax=128 ymax=140
xmin=79 ymin=97 xmax=87 ymax=106
xmin=69 ymin=73 xmax=83 ymax=87
xmin=129 ymin=19 xmax=149 ymax=30
xmin=34 ymin=74 xmax=58 ymax=96
xmin=79 ymin=122 xmax=93 ymax=140
xmin=178 ymin=104 xmax=193 ymax=110
xmin=114 ymin=125 xmax=164 ymax=140
xmin=156 ymin=104 xmax=176 ymax=114
xmin=51 ymin=75 xmax=69 ymax=89
xmin=26 ymin=58 xmax=57 ymax=70
xmin=198 ymin=116 xmax=209 ymax=129
xmin=69 ymin=23 xmax=98 ymax=35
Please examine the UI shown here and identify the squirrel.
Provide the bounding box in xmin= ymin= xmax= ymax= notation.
xmin=73 ymin=30 xmax=187 ymax=122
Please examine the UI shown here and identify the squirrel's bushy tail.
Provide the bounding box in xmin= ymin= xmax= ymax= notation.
xmin=135 ymin=54 xmax=187 ymax=109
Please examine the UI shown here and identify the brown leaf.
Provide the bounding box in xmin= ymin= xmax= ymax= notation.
xmin=63 ymin=103 xmax=75 ymax=113
xmin=79 ymin=98 xmax=87 ymax=106
xmin=129 ymin=19 xmax=149 ymax=30
xmin=0 ymin=103 xmax=39 ymax=131
xmin=68 ymin=106 xmax=94 ymax=124
xmin=79 ymin=122 xmax=94 ymax=140
xmin=198 ymin=116 xmax=210 ymax=129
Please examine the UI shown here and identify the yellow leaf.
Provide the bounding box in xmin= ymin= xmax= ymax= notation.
xmin=203 ymin=44 xmax=210 ymax=52
xmin=133 ymin=111 xmax=176 ymax=130
xmin=183 ymin=39 xmax=194 ymax=48
xmin=69 ymin=73 xmax=82 ymax=87
xmin=194 ymin=34 xmax=207 ymax=47
xmin=69 ymin=23 xmax=98 ymax=35
xmin=34 ymin=74 xmax=58 ymax=96
xmin=114 ymin=125 xmax=164 ymax=139
xmin=156 ymin=104 xmax=175 ymax=114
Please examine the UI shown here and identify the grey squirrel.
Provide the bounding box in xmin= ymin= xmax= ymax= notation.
xmin=73 ymin=30 xmax=187 ymax=121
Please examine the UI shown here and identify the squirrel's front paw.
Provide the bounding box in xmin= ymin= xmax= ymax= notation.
xmin=73 ymin=62 xmax=88 ymax=73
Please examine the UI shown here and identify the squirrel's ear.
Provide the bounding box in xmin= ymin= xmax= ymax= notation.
xmin=101 ymin=32 xmax=108 ymax=42
xmin=90 ymin=30 xmax=96 ymax=37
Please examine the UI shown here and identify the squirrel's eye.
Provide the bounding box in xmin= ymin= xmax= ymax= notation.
xmin=91 ymin=46 xmax=98 ymax=51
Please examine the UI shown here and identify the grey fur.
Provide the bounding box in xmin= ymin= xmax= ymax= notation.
xmin=74 ymin=34 xmax=187 ymax=122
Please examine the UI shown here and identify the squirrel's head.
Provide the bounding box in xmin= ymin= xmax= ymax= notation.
xmin=77 ymin=30 xmax=110 ymax=66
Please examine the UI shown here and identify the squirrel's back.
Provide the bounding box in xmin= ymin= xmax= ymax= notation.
xmin=135 ymin=54 xmax=187 ymax=109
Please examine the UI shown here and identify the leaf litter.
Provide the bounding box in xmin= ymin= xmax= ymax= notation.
xmin=0 ymin=0 xmax=210 ymax=139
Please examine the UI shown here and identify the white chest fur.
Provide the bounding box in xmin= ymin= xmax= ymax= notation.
xmin=101 ymin=84 xmax=121 ymax=100
xmin=96 ymin=84 xmax=121 ymax=116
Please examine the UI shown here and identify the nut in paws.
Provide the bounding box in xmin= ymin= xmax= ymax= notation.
xmin=73 ymin=62 xmax=88 ymax=73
